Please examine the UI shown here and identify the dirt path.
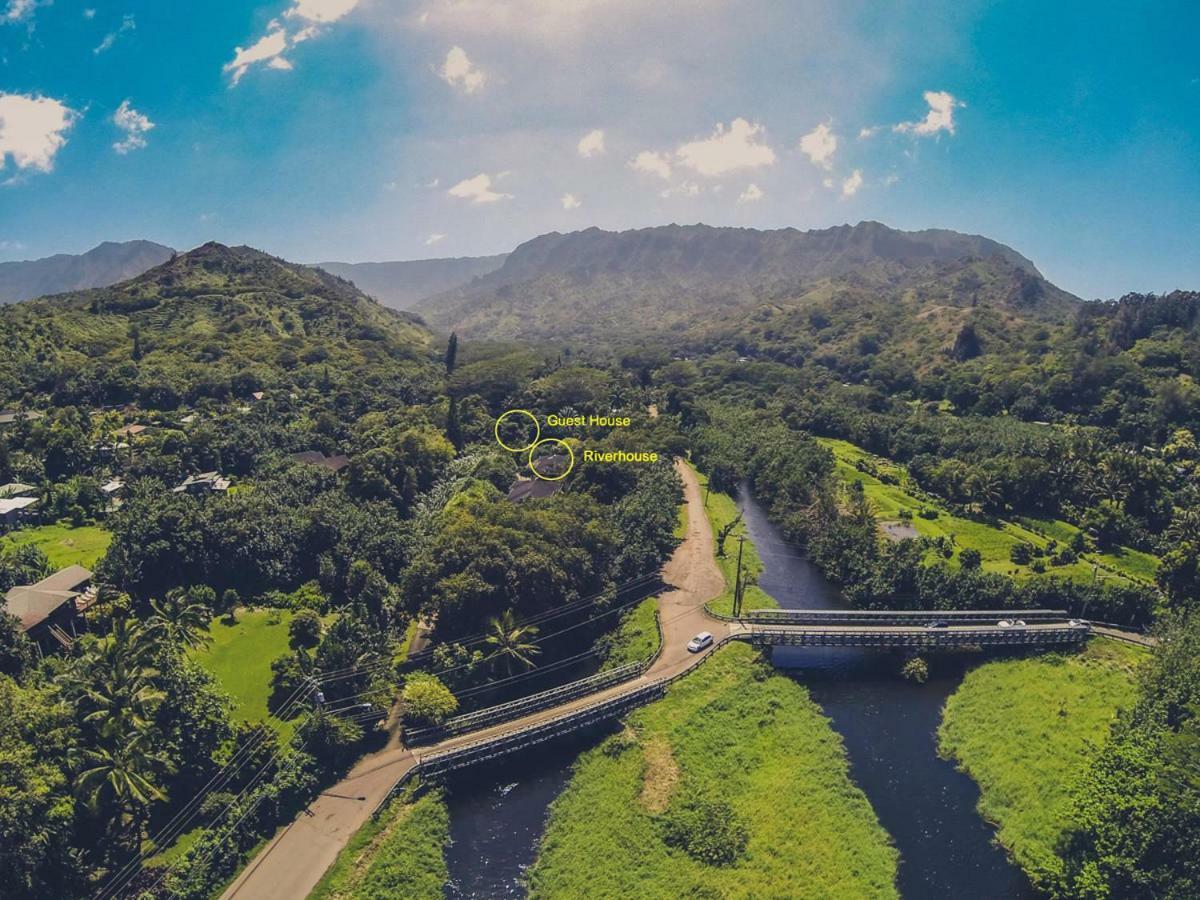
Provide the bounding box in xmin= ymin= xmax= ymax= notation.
xmin=221 ymin=459 xmax=729 ymax=900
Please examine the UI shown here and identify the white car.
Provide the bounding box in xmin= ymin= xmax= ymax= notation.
xmin=997 ymin=619 xmax=1015 ymax=627
xmin=687 ymin=632 xmax=714 ymax=653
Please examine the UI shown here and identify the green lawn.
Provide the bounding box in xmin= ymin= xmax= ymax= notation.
xmin=310 ymin=787 xmax=449 ymax=900
xmin=1 ymin=522 xmax=111 ymax=569
xmin=817 ymin=438 xmax=1155 ymax=586
xmin=938 ymin=638 xmax=1146 ymax=890
xmin=686 ymin=462 xmax=776 ymax=616
xmin=192 ymin=608 xmax=295 ymax=731
xmin=528 ymin=642 xmax=899 ymax=899
xmin=599 ymin=597 xmax=661 ymax=671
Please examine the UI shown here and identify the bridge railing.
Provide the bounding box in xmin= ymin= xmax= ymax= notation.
xmin=405 ymin=608 xmax=666 ymax=746
xmin=745 ymin=624 xmax=1089 ymax=649
xmin=714 ymin=608 xmax=1071 ymax=625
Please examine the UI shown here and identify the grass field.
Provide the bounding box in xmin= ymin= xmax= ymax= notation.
xmin=310 ymin=787 xmax=449 ymax=900
xmin=192 ymin=608 xmax=295 ymax=731
xmin=1 ymin=522 xmax=111 ymax=569
xmin=527 ymin=642 xmax=899 ymax=899
xmin=685 ymin=462 xmax=776 ymax=616
xmin=599 ymin=597 xmax=661 ymax=671
xmin=817 ymin=438 xmax=1156 ymax=585
xmin=938 ymin=638 xmax=1146 ymax=889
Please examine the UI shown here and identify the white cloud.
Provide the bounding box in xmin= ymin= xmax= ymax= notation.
xmin=286 ymin=0 xmax=360 ymax=23
xmin=224 ymin=0 xmax=360 ymax=85
xmin=0 ymin=93 xmax=78 ymax=173
xmin=425 ymin=232 xmax=446 ymax=245
xmin=894 ymin=90 xmax=964 ymax=136
xmin=577 ymin=128 xmax=605 ymax=158
xmin=882 ymin=173 xmax=899 ymax=187
xmin=858 ymin=125 xmax=881 ymax=140
xmin=439 ymin=46 xmax=486 ymax=94
xmin=841 ymin=169 xmax=863 ymax=197
xmin=94 ymin=14 xmax=135 ymax=54
xmin=798 ymin=122 xmax=837 ymax=170
xmin=561 ymin=192 xmax=581 ymax=209
xmin=676 ymin=118 xmax=776 ymax=177
xmin=737 ymin=183 xmax=763 ymax=204
xmin=3 ymin=0 xmax=35 ymax=23
xmin=629 ymin=150 xmax=672 ymax=180
xmin=447 ymin=172 xmax=512 ymax=203
xmin=659 ymin=180 xmax=700 ymax=199
xmin=425 ymin=177 xmax=440 ymax=188
xmin=83 ymin=8 xmax=96 ymax=19
xmin=224 ymin=28 xmax=289 ymax=85
xmin=112 ymin=100 xmax=154 ymax=154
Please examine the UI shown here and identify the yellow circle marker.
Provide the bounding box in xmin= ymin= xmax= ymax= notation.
xmin=528 ymin=438 xmax=575 ymax=481
xmin=494 ymin=409 xmax=541 ymax=453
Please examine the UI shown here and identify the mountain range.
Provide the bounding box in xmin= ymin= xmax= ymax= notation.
xmin=417 ymin=222 xmax=1081 ymax=352
xmin=0 ymin=240 xmax=176 ymax=305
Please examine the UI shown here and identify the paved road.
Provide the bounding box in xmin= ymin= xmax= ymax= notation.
xmin=221 ymin=459 xmax=729 ymax=900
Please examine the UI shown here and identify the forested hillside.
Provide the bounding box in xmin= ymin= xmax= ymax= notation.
xmin=421 ymin=222 xmax=1079 ymax=350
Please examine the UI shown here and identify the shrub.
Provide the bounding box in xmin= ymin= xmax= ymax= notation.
xmin=660 ymin=797 xmax=749 ymax=867
xmin=901 ymin=657 xmax=929 ymax=683
xmin=1010 ymin=543 xmax=1033 ymax=565
xmin=402 ymin=674 xmax=459 ymax=726
xmin=959 ymin=548 xmax=983 ymax=570
xmin=289 ymin=609 xmax=322 ymax=648
xmin=919 ymin=508 xmax=939 ymax=520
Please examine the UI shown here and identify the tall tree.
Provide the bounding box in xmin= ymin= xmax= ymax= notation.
xmin=484 ymin=609 xmax=541 ymax=676
xmin=445 ymin=331 xmax=459 ymax=374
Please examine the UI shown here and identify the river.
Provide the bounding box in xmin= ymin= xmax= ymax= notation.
xmin=441 ymin=488 xmax=1035 ymax=899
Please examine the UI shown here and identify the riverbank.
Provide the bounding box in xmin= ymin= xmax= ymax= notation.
xmin=938 ymin=638 xmax=1147 ymax=890
xmin=526 ymin=641 xmax=899 ymax=898
xmin=309 ymin=786 xmax=448 ymax=900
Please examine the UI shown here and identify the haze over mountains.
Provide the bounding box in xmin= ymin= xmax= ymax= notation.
xmin=315 ymin=255 xmax=507 ymax=310
xmin=419 ymin=222 xmax=1081 ymax=348
xmin=0 ymin=240 xmax=176 ymax=305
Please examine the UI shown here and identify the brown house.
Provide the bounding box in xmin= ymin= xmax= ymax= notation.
xmin=3 ymin=565 xmax=94 ymax=652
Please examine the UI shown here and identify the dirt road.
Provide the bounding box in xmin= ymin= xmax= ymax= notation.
xmin=221 ymin=459 xmax=728 ymax=900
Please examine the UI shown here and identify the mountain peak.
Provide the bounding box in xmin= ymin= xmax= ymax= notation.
xmin=0 ymin=239 xmax=176 ymax=305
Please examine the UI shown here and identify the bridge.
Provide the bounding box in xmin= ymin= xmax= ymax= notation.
xmin=219 ymin=462 xmax=1108 ymax=900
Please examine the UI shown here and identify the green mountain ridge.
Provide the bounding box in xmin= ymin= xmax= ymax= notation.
xmin=0 ymin=242 xmax=438 ymax=408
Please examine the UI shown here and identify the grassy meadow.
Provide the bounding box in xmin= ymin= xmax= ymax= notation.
xmin=192 ymin=608 xmax=295 ymax=731
xmin=937 ymin=638 xmax=1146 ymax=889
xmin=527 ymin=642 xmax=899 ymax=899
xmin=1 ymin=522 xmax=111 ymax=569
xmin=817 ymin=438 xmax=1156 ymax=586
xmin=599 ymin=597 xmax=661 ymax=670
xmin=685 ymin=462 xmax=776 ymax=616
xmin=309 ymin=787 xmax=449 ymax=900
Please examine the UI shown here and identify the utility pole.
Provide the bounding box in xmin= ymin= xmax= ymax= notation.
xmin=733 ymin=534 xmax=746 ymax=618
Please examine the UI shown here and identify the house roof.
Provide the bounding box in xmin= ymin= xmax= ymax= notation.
xmin=3 ymin=566 xmax=92 ymax=632
xmin=0 ymin=410 xmax=45 ymax=426
xmin=507 ymin=478 xmax=564 ymax=502
xmin=173 ymin=472 xmax=230 ymax=492
xmin=0 ymin=496 xmax=38 ymax=515
xmin=528 ymin=453 xmax=570 ymax=477
xmin=0 ymin=483 xmax=36 ymax=498
xmin=114 ymin=424 xmax=148 ymax=437
xmin=290 ymin=451 xmax=350 ymax=473
xmin=101 ymin=479 xmax=125 ymax=494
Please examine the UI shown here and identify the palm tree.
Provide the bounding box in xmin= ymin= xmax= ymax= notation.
xmin=145 ymin=591 xmax=212 ymax=651
xmin=484 ymin=610 xmax=541 ymax=676
xmin=76 ymin=726 xmax=174 ymax=854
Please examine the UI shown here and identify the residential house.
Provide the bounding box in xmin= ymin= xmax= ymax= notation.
xmin=173 ymin=472 xmax=231 ymax=495
xmin=290 ymin=450 xmax=350 ymax=474
xmin=3 ymin=565 xmax=94 ymax=652
xmin=0 ymin=482 xmax=37 ymax=499
xmin=507 ymin=453 xmax=571 ymax=503
xmin=0 ymin=409 xmax=45 ymax=428
xmin=0 ymin=496 xmax=39 ymax=530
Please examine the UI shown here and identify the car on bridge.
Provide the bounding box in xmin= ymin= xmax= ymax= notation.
xmin=925 ymin=620 xmax=949 ymax=629
xmin=687 ymin=632 xmax=714 ymax=652
xmin=997 ymin=619 xmax=1027 ymax=628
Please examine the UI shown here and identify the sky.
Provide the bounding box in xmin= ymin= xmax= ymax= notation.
xmin=0 ymin=0 xmax=1197 ymax=299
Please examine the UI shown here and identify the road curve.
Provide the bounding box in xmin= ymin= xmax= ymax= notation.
xmin=220 ymin=459 xmax=728 ymax=900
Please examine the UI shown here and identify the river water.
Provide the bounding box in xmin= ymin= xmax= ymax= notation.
xmin=442 ymin=488 xmax=1035 ymax=899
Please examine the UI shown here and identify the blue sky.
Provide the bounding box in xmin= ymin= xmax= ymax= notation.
xmin=1 ymin=0 xmax=1197 ymax=299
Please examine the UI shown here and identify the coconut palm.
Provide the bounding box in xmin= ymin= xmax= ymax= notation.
xmin=145 ymin=591 xmax=212 ymax=651
xmin=76 ymin=726 xmax=174 ymax=854
xmin=484 ymin=609 xmax=541 ymax=675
